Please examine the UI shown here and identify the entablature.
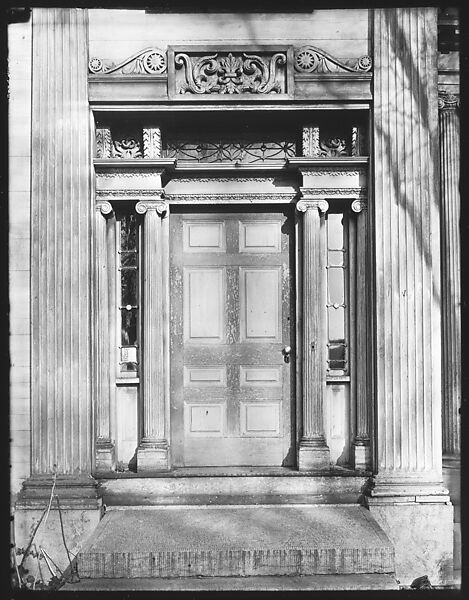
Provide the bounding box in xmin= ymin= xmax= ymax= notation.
xmin=88 ymin=43 xmax=372 ymax=104
xmin=94 ymin=157 xmax=368 ymax=206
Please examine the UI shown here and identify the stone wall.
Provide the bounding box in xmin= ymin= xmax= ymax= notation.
xmin=88 ymin=8 xmax=370 ymax=61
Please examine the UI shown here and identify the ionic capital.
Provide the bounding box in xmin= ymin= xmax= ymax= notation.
xmin=135 ymin=199 xmax=169 ymax=217
xmin=438 ymin=91 xmax=459 ymax=110
xmin=96 ymin=200 xmax=113 ymax=216
xmin=351 ymin=198 xmax=368 ymax=213
xmin=296 ymin=198 xmax=329 ymax=214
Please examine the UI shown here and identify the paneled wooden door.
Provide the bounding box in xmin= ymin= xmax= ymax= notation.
xmin=170 ymin=207 xmax=295 ymax=467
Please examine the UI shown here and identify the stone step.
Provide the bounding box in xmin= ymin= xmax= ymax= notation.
xmin=62 ymin=574 xmax=400 ymax=591
xmin=77 ymin=505 xmax=394 ymax=579
xmin=98 ymin=472 xmax=369 ymax=506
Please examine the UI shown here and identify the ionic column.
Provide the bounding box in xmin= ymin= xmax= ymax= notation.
xmin=297 ymin=195 xmax=330 ymax=470
xmin=135 ymin=198 xmax=170 ymax=471
xmin=351 ymin=199 xmax=371 ymax=470
xmin=94 ymin=201 xmax=115 ymax=471
xmin=438 ymin=92 xmax=460 ymax=457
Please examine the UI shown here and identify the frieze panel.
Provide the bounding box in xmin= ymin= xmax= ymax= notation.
xmin=168 ymin=45 xmax=293 ymax=100
xmin=163 ymin=141 xmax=296 ymax=163
xmin=89 ymin=48 xmax=167 ymax=75
xmin=294 ymin=46 xmax=372 ymax=74
xmin=175 ymin=51 xmax=286 ymax=95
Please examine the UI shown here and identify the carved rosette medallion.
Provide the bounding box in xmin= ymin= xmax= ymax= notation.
xmin=175 ymin=51 xmax=287 ymax=95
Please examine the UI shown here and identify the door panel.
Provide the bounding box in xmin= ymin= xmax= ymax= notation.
xmin=170 ymin=208 xmax=294 ymax=467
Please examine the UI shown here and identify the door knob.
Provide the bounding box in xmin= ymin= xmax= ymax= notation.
xmin=282 ymin=346 xmax=291 ymax=363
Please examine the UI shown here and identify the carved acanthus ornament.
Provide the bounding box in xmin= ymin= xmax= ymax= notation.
xmin=319 ymin=137 xmax=347 ymax=157
xmin=135 ymin=200 xmax=169 ymax=216
xmin=112 ymin=137 xmax=143 ymax=159
xmin=143 ymin=128 xmax=162 ymax=158
xmin=175 ymin=51 xmax=286 ymax=95
xmin=96 ymin=128 xmax=112 ymax=158
xmin=294 ymin=46 xmax=372 ymax=73
xmin=89 ymin=48 xmax=167 ymax=75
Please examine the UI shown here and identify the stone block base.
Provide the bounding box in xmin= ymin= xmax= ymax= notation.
xmin=352 ymin=443 xmax=371 ymax=471
xmin=137 ymin=442 xmax=170 ymax=472
xmin=367 ymin=498 xmax=453 ymax=586
xmin=298 ymin=444 xmax=330 ymax=471
xmin=14 ymin=507 xmax=102 ymax=584
xmin=95 ymin=442 xmax=116 ymax=473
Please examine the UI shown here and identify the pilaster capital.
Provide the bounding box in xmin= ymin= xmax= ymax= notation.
xmin=135 ymin=199 xmax=169 ymax=217
xmin=96 ymin=200 xmax=113 ymax=216
xmin=438 ymin=91 xmax=459 ymax=110
xmin=351 ymin=198 xmax=368 ymax=213
xmin=296 ymin=197 xmax=329 ymax=214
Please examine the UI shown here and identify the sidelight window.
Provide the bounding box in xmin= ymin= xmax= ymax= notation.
xmin=118 ymin=213 xmax=139 ymax=374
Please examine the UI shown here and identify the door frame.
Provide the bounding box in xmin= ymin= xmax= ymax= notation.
xmin=92 ymin=158 xmax=370 ymax=474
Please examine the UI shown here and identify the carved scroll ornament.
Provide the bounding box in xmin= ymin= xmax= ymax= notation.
xmin=89 ymin=48 xmax=167 ymax=75
xmin=175 ymin=51 xmax=286 ymax=95
xmin=294 ymin=46 xmax=372 ymax=74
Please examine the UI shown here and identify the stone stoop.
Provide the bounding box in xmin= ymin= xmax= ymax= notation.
xmin=77 ymin=504 xmax=395 ymax=579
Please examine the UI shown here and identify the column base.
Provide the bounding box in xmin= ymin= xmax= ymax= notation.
xmin=298 ymin=441 xmax=330 ymax=471
xmin=14 ymin=475 xmax=103 ymax=586
xmin=366 ymin=478 xmax=453 ymax=586
xmin=95 ymin=441 xmax=116 ymax=473
xmin=352 ymin=441 xmax=371 ymax=471
xmin=137 ymin=441 xmax=170 ymax=472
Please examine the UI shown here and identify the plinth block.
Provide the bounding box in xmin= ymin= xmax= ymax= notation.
xmin=137 ymin=443 xmax=170 ymax=472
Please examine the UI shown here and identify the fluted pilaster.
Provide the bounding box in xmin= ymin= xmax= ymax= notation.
xmin=297 ymin=195 xmax=330 ymax=470
xmin=30 ymin=9 xmax=92 ymax=474
xmin=136 ymin=199 xmax=170 ymax=471
xmin=372 ymin=7 xmax=443 ymax=488
xmin=439 ymin=94 xmax=460 ymax=457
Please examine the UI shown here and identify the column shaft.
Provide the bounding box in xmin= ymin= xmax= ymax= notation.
xmin=372 ymin=7 xmax=443 ymax=486
xmin=94 ymin=202 xmax=115 ymax=471
xmin=136 ymin=200 xmax=169 ymax=471
xmin=352 ymin=200 xmax=371 ymax=469
xmin=439 ymin=102 xmax=461 ymax=456
xmin=30 ymin=8 xmax=92 ymax=474
xmin=297 ymin=198 xmax=330 ymax=470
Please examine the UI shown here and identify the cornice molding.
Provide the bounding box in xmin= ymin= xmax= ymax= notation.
xmin=300 ymin=187 xmax=366 ymax=198
xmin=164 ymin=192 xmax=297 ymax=204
